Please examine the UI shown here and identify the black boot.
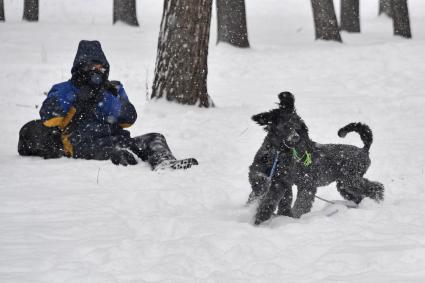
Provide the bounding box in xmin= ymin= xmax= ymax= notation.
xmin=131 ymin=133 xmax=198 ymax=170
xmin=154 ymin=158 xmax=199 ymax=170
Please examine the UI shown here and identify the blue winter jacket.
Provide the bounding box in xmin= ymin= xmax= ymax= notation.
xmin=39 ymin=80 xmax=137 ymax=156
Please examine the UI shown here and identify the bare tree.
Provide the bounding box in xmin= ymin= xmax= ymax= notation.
xmin=391 ymin=0 xmax=411 ymax=38
xmin=379 ymin=0 xmax=392 ymax=17
xmin=151 ymin=0 xmax=214 ymax=107
xmin=340 ymin=0 xmax=360 ymax=32
xmin=0 ymin=0 xmax=5 ymax=22
xmin=23 ymin=0 xmax=38 ymax=21
xmin=311 ymin=0 xmax=342 ymax=42
xmin=216 ymin=0 xmax=250 ymax=48
xmin=113 ymin=0 xmax=139 ymax=26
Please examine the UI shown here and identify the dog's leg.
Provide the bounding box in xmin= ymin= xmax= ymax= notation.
xmin=337 ymin=178 xmax=384 ymax=204
xmin=336 ymin=180 xmax=363 ymax=204
xmin=276 ymin=188 xmax=293 ymax=217
xmin=247 ymin=171 xmax=271 ymax=204
xmin=254 ymin=180 xmax=292 ymax=225
xmin=354 ymin=178 xmax=384 ymax=202
xmin=247 ymin=143 xmax=274 ymax=204
xmin=291 ymin=185 xmax=317 ymax=218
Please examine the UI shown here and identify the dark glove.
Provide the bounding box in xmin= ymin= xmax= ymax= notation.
xmin=104 ymin=80 xmax=121 ymax=96
xmin=110 ymin=148 xmax=138 ymax=166
xmin=73 ymin=85 xmax=102 ymax=123
xmin=76 ymin=85 xmax=99 ymax=104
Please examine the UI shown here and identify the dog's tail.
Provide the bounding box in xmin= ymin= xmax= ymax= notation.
xmin=338 ymin=123 xmax=373 ymax=152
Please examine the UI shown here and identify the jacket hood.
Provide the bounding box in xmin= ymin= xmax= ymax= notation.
xmin=71 ymin=40 xmax=110 ymax=75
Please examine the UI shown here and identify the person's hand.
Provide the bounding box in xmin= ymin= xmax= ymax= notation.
xmin=104 ymin=80 xmax=121 ymax=96
xmin=74 ymin=85 xmax=102 ymax=118
xmin=76 ymin=85 xmax=98 ymax=104
xmin=110 ymin=148 xmax=138 ymax=166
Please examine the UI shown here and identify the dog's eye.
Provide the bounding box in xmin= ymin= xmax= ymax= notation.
xmin=289 ymin=127 xmax=299 ymax=135
xmin=288 ymin=118 xmax=299 ymax=128
xmin=286 ymin=121 xmax=300 ymax=130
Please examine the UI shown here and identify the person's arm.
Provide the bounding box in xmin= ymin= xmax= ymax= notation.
xmin=39 ymin=82 xmax=76 ymax=129
xmin=100 ymin=81 xmax=137 ymax=128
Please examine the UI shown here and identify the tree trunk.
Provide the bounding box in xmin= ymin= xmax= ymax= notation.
xmin=379 ymin=0 xmax=392 ymax=17
xmin=113 ymin=0 xmax=139 ymax=26
xmin=340 ymin=0 xmax=360 ymax=32
xmin=23 ymin=0 xmax=38 ymax=21
xmin=391 ymin=0 xmax=411 ymax=38
xmin=151 ymin=0 xmax=214 ymax=107
xmin=0 ymin=0 xmax=5 ymax=22
xmin=311 ymin=0 xmax=342 ymax=42
xmin=216 ymin=0 xmax=250 ymax=48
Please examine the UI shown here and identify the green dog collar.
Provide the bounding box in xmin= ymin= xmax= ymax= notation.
xmin=291 ymin=148 xmax=312 ymax=167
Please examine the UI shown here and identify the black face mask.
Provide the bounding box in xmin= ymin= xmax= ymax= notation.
xmin=88 ymin=71 xmax=105 ymax=87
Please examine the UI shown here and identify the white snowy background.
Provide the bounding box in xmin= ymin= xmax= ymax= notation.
xmin=1 ymin=0 xmax=425 ymax=282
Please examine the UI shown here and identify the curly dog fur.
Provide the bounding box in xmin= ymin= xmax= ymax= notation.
xmin=248 ymin=92 xmax=384 ymax=225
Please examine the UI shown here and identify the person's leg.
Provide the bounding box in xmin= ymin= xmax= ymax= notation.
xmin=131 ymin=133 xmax=198 ymax=170
xmin=72 ymin=133 xmax=137 ymax=166
xmin=71 ymin=130 xmax=197 ymax=168
xmin=131 ymin=133 xmax=175 ymax=165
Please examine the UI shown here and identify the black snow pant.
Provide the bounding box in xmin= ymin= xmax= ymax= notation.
xmin=18 ymin=120 xmax=177 ymax=168
xmin=72 ymin=131 xmax=177 ymax=168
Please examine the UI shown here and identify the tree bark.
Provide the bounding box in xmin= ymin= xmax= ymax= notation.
xmin=311 ymin=0 xmax=342 ymax=42
xmin=113 ymin=0 xmax=139 ymax=26
xmin=216 ymin=0 xmax=250 ymax=48
xmin=0 ymin=0 xmax=5 ymax=22
xmin=391 ymin=0 xmax=411 ymax=38
xmin=379 ymin=0 xmax=392 ymax=17
xmin=151 ymin=0 xmax=214 ymax=107
xmin=340 ymin=0 xmax=360 ymax=32
xmin=23 ymin=0 xmax=38 ymax=22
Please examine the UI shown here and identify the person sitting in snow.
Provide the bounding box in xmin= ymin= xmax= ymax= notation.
xmin=18 ymin=40 xmax=198 ymax=169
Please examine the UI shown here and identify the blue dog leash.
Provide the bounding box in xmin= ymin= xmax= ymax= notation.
xmin=269 ymin=150 xmax=280 ymax=178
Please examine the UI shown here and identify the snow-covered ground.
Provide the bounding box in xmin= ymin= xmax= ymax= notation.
xmin=1 ymin=0 xmax=425 ymax=282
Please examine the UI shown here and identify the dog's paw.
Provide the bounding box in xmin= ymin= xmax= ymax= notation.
xmin=371 ymin=182 xmax=385 ymax=202
xmin=246 ymin=191 xmax=266 ymax=205
xmin=254 ymin=204 xmax=276 ymax=225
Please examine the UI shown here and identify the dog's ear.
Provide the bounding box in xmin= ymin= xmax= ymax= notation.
xmin=278 ymin=92 xmax=295 ymax=112
xmin=300 ymin=120 xmax=309 ymax=135
xmin=252 ymin=111 xmax=274 ymax=126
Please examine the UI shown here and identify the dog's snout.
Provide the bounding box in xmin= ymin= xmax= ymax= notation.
xmin=287 ymin=130 xmax=300 ymax=144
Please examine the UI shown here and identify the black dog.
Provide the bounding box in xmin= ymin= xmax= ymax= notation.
xmin=248 ymin=92 xmax=384 ymax=225
xmin=18 ymin=120 xmax=64 ymax=159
